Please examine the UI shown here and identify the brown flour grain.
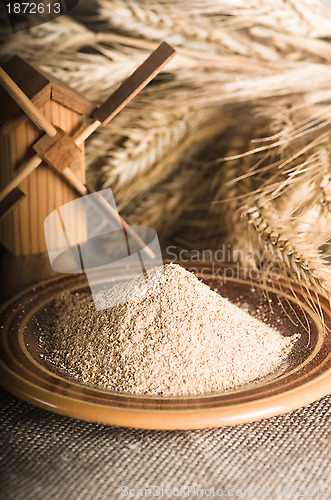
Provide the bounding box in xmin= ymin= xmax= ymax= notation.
xmin=40 ymin=264 xmax=299 ymax=396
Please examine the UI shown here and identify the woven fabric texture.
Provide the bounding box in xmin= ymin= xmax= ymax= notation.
xmin=0 ymin=387 xmax=330 ymax=500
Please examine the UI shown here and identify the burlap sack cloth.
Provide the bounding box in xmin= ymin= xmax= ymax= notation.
xmin=1 ymin=387 xmax=330 ymax=500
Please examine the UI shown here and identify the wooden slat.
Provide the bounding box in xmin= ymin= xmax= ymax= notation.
xmin=0 ymin=56 xmax=51 ymax=135
xmin=0 ymin=187 xmax=26 ymax=222
xmin=20 ymin=120 xmax=37 ymax=254
xmin=56 ymin=102 xmax=86 ymax=246
xmin=10 ymin=126 xmax=21 ymax=253
xmin=4 ymin=135 xmax=14 ymax=251
xmin=43 ymin=101 xmax=62 ymax=252
xmin=33 ymin=99 xmax=57 ymax=253
xmin=52 ymin=101 xmax=76 ymax=208
xmin=66 ymin=106 xmax=86 ymax=182
xmin=51 ymin=82 xmax=95 ymax=116
xmin=93 ymin=41 xmax=176 ymax=125
xmin=0 ymin=134 xmax=11 ymax=187
xmin=26 ymin=150 xmax=34 ymax=254
xmin=50 ymin=102 xmax=64 ymax=219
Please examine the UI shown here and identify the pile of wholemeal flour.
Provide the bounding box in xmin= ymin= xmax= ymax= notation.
xmin=40 ymin=264 xmax=298 ymax=396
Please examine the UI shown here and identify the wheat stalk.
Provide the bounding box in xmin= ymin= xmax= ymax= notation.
xmin=85 ymin=80 xmax=223 ymax=197
xmin=92 ymin=0 xmax=331 ymax=62
xmin=2 ymin=0 xmax=331 ymax=305
xmin=211 ymin=96 xmax=331 ymax=302
xmin=0 ymin=16 xmax=161 ymax=102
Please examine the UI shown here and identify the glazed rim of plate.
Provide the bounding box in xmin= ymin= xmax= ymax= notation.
xmin=0 ymin=263 xmax=331 ymax=430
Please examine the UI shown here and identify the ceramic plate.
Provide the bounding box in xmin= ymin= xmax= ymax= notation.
xmin=0 ymin=263 xmax=330 ymax=430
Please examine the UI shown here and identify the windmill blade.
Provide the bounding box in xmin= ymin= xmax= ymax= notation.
xmin=0 ymin=188 xmax=26 ymax=222
xmin=93 ymin=41 xmax=176 ymax=125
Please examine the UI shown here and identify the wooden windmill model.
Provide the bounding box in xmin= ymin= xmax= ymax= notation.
xmin=0 ymin=43 xmax=175 ymax=294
